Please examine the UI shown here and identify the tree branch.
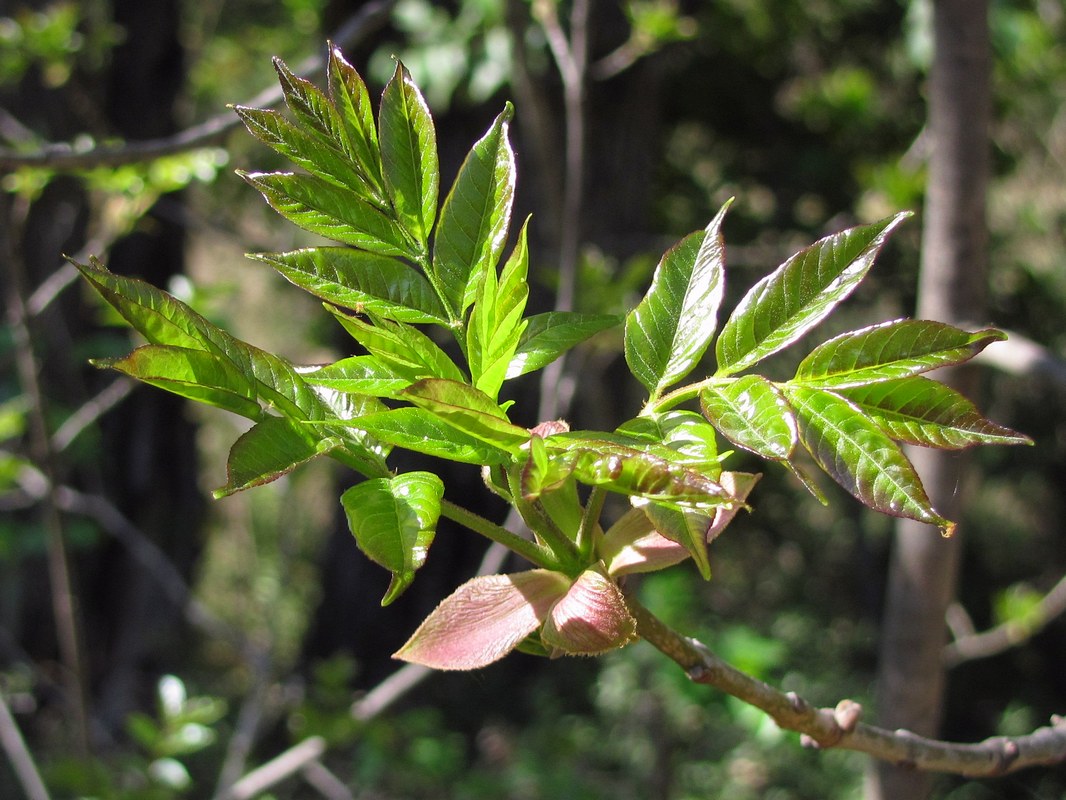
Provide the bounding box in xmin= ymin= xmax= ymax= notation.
xmin=0 ymin=690 xmax=52 ymax=800
xmin=627 ymin=595 xmax=1066 ymax=777
xmin=944 ymin=574 xmax=1066 ymax=667
xmin=0 ymin=1 xmax=395 ymax=171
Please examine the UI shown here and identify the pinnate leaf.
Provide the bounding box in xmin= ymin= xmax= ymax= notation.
xmin=327 ymin=42 xmax=384 ymax=194
xmin=342 ymin=407 xmax=515 ymax=465
xmin=394 ymin=570 xmax=570 ymax=669
xmin=700 ymin=375 xmax=797 ymax=462
xmin=794 ymin=320 xmax=1005 ymax=388
xmin=838 ymin=377 xmax=1032 ymax=449
xmin=251 ymin=248 xmax=447 ymax=323
xmin=432 ymin=103 xmax=516 ymax=318
xmin=241 ymin=171 xmax=412 ymax=257
xmin=785 ymin=384 xmax=952 ymax=531
xmin=401 ymin=378 xmax=529 ymax=452
xmin=379 ymin=61 xmax=438 ymax=252
xmin=506 ymin=311 xmax=622 ymax=379
xmin=342 ymin=472 xmax=444 ymax=605
xmin=716 ymin=213 xmax=910 ymax=376
xmin=625 ymin=201 xmax=729 ymax=397
xmin=298 ymin=356 xmax=409 ymax=397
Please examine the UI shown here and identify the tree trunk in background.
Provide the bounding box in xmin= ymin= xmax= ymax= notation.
xmin=867 ymin=2 xmax=991 ymax=798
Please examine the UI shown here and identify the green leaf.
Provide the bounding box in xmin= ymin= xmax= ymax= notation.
xmin=234 ymin=105 xmax=370 ymax=196
xmin=273 ymin=56 xmax=352 ymax=158
xmin=241 ymin=171 xmax=413 ymax=257
xmin=467 ymin=218 xmax=530 ymax=399
xmin=838 ymin=377 xmax=1032 ymax=449
xmin=215 ymin=416 xmax=340 ymax=497
xmin=716 ymin=213 xmax=910 ymax=376
xmin=506 ymin=311 xmax=623 ymax=379
xmin=299 ymin=356 xmax=410 ymax=397
xmin=95 ymin=345 xmax=262 ymax=420
xmin=616 ymin=410 xmax=721 ymax=475
xmin=641 ymin=503 xmax=714 ymax=580
xmin=401 ymin=378 xmax=529 ymax=451
xmin=794 ymin=320 xmax=1005 ymax=388
xmin=379 ymin=60 xmax=438 ymax=252
xmin=432 ymin=103 xmax=516 ymax=317
xmin=785 ymin=384 xmax=953 ymax=531
xmin=540 ymin=432 xmax=736 ymax=509
xmin=327 ymin=42 xmax=385 ymax=195
xmin=341 ymin=472 xmax=443 ymax=605
xmin=328 ymin=309 xmax=466 ymax=384
xmin=700 ymin=375 xmax=797 ymax=462
xmin=342 ymin=407 xmax=515 ymax=465
xmin=251 ymin=248 xmax=447 ymax=324
xmin=625 ymin=201 xmax=730 ymax=397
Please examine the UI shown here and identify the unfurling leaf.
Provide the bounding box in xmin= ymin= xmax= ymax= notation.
xmin=786 ymin=384 xmax=952 ymax=531
xmin=625 ymin=200 xmax=730 ymax=398
xmin=540 ymin=568 xmax=637 ymax=656
xmin=342 ymin=472 xmax=444 ymax=605
xmin=394 ymin=570 xmax=570 ymax=669
xmin=716 ymin=213 xmax=910 ymax=376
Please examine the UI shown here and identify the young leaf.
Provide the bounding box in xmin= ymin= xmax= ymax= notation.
xmin=240 ymin=171 xmax=413 ymax=257
xmin=328 ymin=309 xmax=467 ymax=385
xmin=400 ymin=378 xmax=529 ymax=452
xmin=467 ymin=218 xmax=530 ymax=399
xmin=625 ymin=201 xmax=730 ymax=398
xmin=506 ymin=311 xmax=623 ymax=379
xmin=273 ymin=56 xmax=352 ymax=159
xmin=838 ymin=377 xmax=1032 ymax=449
xmin=250 ymin=248 xmax=448 ymax=324
xmin=716 ymin=213 xmax=910 ymax=376
xmin=379 ymin=60 xmax=438 ymax=253
xmin=394 ymin=570 xmax=570 ymax=669
xmin=342 ymin=407 xmax=516 ymax=465
xmin=94 ymin=345 xmax=261 ymax=420
xmin=794 ymin=320 xmax=1005 ymax=388
xmin=215 ymin=416 xmax=341 ymax=498
xmin=327 ymin=42 xmax=384 ymax=195
xmin=700 ymin=375 xmax=797 ymax=462
xmin=298 ymin=356 xmax=410 ymax=397
xmin=785 ymin=384 xmax=953 ymax=532
xmin=341 ymin=472 xmax=444 ymax=605
xmin=234 ymin=105 xmax=370 ymax=196
xmin=616 ymin=411 xmax=722 ymax=475
xmin=540 ymin=567 xmax=637 ymax=656
xmin=432 ymin=103 xmax=516 ymax=317
xmin=641 ymin=502 xmax=714 ymax=580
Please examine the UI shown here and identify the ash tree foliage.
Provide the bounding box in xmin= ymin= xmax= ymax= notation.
xmin=76 ymin=44 xmax=1027 ymax=677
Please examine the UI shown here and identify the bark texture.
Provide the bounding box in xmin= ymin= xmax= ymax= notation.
xmin=867 ymin=1 xmax=991 ymax=797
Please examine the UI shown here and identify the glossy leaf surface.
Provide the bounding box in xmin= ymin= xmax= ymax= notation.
xmin=433 ymin=104 xmax=516 ymax=318
xmin=327 ymin=42 xmax=384 ymax=194
xmin=401 ymin=379 xmax=529 ymax=451
xmin=215 ymin=416 xmax=339 ymax=497
xmin=251 ymin=248 xmax=447 ymax=323
xmin=379 ymin=61 xmax=438 ymax=252
xmin=329 ymin=310 xmax=466 ymax=384
xmin=625 ymin=202 xmax=729 ymax=397
xmin=839 ymin=377 xmax=1032 ymax=449
xmin=786 ymin=385 xmax=952 ymax=531
xmin=716 ymin=213 xmax=909 ymax=376
xmin=700 ymin=375 xmax=797 ymax=461
xmin=794 ymin=320 xmax=1004 ymax=388
xmin=342 ymin=407 xmax=514 ymax=465
xmin=298 ymin=356 xmax=409 ymax=397
xmin=241 ymin=171 xmax=411 ymax=257
xmin=506 ymin=311 xmax=622 ymax=379
xmin=341 ymin=471 xmax=444 ymax=605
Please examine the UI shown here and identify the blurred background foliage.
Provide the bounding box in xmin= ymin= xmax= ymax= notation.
xmin=1 ymin=0 xmax=1064 ymax=797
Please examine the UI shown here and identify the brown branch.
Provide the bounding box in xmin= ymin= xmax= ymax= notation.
xmin=0 ymin=1 xmax=394 ymax=171
xmin=627 ymin=596 xmax=1066 ymax=777
xmin=944 ymin=574 xmax=1066 ymax=667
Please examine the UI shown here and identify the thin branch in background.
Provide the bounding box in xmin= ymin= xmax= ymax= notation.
xmin=974 ymin=331 xmax=1066 ymax=392
xmin=1 ymin=191 xmax=91 ymax=756
xmin=301 ymin=760 xmax=356 ymax=800
xmin=219 ymin=735 xmax=327 ymax=800
xmin=0 ymin=0 xmax=395 ymax=171
xmin=944 ymin=573 xmax=1066 ymax=667
xmin=51 ymin=379 xmax=134 ymax=452
xmin=212 ymin=652 xmax=275 ymax=800
xmin=627 ymin=596 xmax=1066 ymax=777
xmin=0 ymin=691 xmax=52 ymax=800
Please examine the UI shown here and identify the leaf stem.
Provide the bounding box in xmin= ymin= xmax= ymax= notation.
xmin=439 ymin=499 xmax=560 ymax=570
xmin=576 ymin=485 xmax=606 ymax=560
xmin=505 ymin=469 xmax=582 ymax=571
